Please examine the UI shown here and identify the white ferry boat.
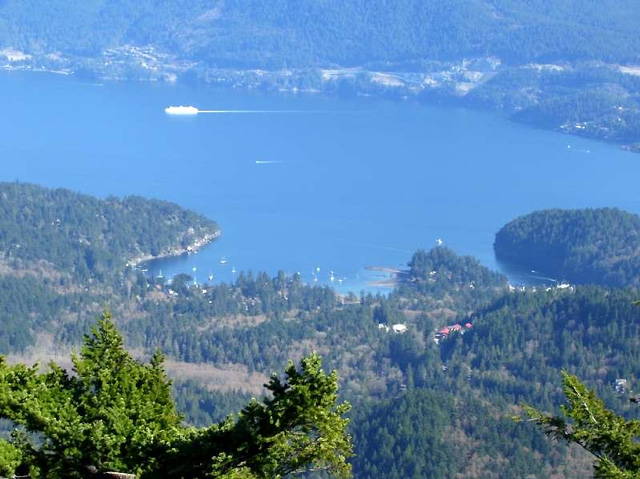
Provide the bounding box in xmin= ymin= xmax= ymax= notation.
xmin=164 ymin=106 xmax=198 ymax=115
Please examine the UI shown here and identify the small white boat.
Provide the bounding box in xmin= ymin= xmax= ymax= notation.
xmin=220 ymin=257 xmax=228 ymax=265
xmin=165 ymin=106 xmax=198 ymax=115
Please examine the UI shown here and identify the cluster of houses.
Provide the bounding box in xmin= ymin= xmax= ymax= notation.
xmin=434 ymin=322 xmax=472 ymax=344
xmin=377 ymin=320 xmax=475 ymax=344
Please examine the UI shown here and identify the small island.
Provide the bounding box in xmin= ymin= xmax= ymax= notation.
xmin=494 ymin=208 xmax=640 ymax=287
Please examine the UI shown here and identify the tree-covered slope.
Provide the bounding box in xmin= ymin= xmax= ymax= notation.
xmin=156 ymin=281 xmax=640 ymax=478
xmin=392 ymin=246 xmax=508 ymax=311
xmin=348 ymin=286 xmax=640 ymax=479
xmin=494 ymin=208 xmax=640 ymax=287
xmin=441 ymin=287 xmax=640 ymax=410
xmin=0 ymin=182 xmax=218 ymax=280
xmin=0 ymin=182 xmax=218 ymax=353
xmin=1 ymin=183 xmax=639 ymax=478
xmin=352 ymin=389 xmax=587 ymax=479
xmin=1 ymin=0 xmax=639 ymax=68
xmin=407 ymin=246 xmax=507 ymax=289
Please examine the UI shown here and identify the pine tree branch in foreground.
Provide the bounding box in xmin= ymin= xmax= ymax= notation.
xmin=523 ymin=372 xmax=640 ymax=479
xmin=0 ymin=314 xmax=352 ymax=479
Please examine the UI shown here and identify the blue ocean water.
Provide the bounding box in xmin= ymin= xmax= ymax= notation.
xmin=1 ymin=71 xmax=639 ymax=291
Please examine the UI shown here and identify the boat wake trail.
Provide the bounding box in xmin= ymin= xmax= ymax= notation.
xmin=198 ymin=110 xmax=309 ymax=114
xmin=255 ymin=160 xmax=284 ymax=165
xmin=530 ymin=275 xmax=557 ymax=283
xmin=165 ymin=105 xmax=335 ymax=115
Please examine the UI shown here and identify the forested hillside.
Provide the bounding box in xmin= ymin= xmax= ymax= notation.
xmin=115 ymin=264 xmax=639 ymax=478
xmin=494 ymin=208 xmax=640 ymax=287
xmin=1 ymin=0 xmax=639 ymax=68
xmin=0 ymin=186 xmax=639 ymax=478
xmin=0 ymin=182 xmax=218 ymax=280
xmin=351 ymin=390 xmax=589 ymax=479
xmin=0 ymin=182 xmax=218 ymax=353
xmin=440 ymin=287 xmax=640 ymax=409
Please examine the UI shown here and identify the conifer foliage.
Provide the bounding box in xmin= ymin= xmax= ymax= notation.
xmin=0 ymin=314 xmax=352 ymax=479
xmin=525 ymin=372 xmax=640 ymax=479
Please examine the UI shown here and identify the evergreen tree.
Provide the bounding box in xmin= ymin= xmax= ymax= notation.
xmin=0 ymin=315 xmax=352 ymax=479
xmin=156 ymin=355 xmax=352 ymax=479
xmin=0 ymin=312 xmax=183 ymax=478
xmin=0 ymin=439 xmax=21 ymax=477
xmin=524 ymin=372 xmax=640 ymax=479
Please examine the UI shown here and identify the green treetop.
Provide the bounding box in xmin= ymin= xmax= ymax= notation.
xmin=0 ymin=314 xmax=352 ymax=479
xmin=157 ymin=354 xmax=352 ymax=479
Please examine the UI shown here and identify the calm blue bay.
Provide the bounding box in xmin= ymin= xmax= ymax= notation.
xmin=1 ymin=71 xmax=638 ymax=291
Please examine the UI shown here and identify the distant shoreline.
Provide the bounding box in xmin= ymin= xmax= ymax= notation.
xmin=1 ymin=59 xmax=638 ymax=154
xmin=128 ymin=230 xmax=220 ymax=269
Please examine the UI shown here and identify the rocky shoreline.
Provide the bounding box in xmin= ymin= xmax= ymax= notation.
xmin=127 ymin=230 xmax=220 ymax=269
